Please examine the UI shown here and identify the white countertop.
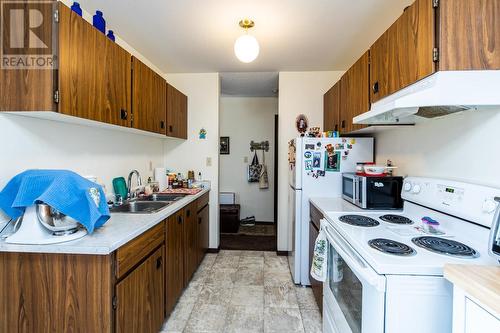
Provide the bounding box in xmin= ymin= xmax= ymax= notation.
xmin=0 ymin=186 xmax=210 ymax=255
xmin=309 ymin=196 xmax=364 ymax=216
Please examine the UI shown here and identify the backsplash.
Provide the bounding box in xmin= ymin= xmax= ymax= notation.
xmin=375 ymin=107 xmax=500 ymax=188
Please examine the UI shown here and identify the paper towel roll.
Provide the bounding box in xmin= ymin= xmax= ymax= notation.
xmin=154 ymin=168 xmax=167 ymax=191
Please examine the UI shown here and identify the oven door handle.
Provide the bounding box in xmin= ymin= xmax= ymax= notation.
xmin=322 ymin=220 xmax=385 ymax=291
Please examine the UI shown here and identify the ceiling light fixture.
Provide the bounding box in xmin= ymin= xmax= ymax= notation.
xmin=234 ymin=19 xmax=259 ymax=63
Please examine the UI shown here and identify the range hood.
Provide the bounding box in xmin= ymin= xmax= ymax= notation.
xmin=354 ymin=70 xmax=500 ymax=125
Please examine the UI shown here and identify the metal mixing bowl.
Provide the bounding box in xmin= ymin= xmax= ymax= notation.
xmin=36 ymin=203 xmax=81 ymax=232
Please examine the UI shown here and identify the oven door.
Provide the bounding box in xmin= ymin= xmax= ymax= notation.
xmin=322 ymin=221 xmax=386 ymax=333
xmin=363 ymin=177 xmax=403 ymax=210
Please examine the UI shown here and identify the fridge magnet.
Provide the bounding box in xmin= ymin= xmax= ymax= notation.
xmin=305 ymin=160 xmax=313 ymax=170
xmin=305 ymin=144 xmax=315 ymax=150
xmin=325 ymin=151 xmax=340 ymax=172
xmin=199 ymin=128 xmax=207 ymax=139
xmin=335 ymin=143 xmax=344 ymax=150
xmin=316 ymin=142 xmax=322 ymax=149
xmin=325 ymin=144 xmax=334 ymax=154
xmin=342 ymin=155 xmax=348 ymax=160
xmin=342 ymin=138 xmax=347 ymax=143
xmin=304 ymin=151 xmax=312 ymax=159
xmin=220 ymin=136 xmax=230 ymax=154
xmin=344 ymin=150 xmax=349 ymax=156
xmin=350 ymin=138 xmax=356 ymax=145
xmin=317 ymin=170 xmax=325 ymax=177
xmin=296 ymin=114 xmax=308 ymax=135
xmin=313 ymin=152 xmax=321 ymax=168
xmin=347 ymin=144 xmax=353 ymax=149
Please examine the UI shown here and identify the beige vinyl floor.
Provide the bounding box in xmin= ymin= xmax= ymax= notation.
xmin=160 ymin=250 xmax=322 ymax=333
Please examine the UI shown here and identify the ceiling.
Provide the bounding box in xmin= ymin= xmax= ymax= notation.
xmin=78 ymin=0 xmax=413 ymax=73
xmin=220 ymin=72 xmax=278 ymax=97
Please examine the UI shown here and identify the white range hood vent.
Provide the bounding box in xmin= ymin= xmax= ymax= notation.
xmin=354 ymin=70 xmax=500 ymax=125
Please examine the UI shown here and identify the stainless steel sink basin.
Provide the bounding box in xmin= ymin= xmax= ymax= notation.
xmin=141 ymin=193 xmax=187 ymax=202
xmin=110 ymin=200 xmax=170 ymax=214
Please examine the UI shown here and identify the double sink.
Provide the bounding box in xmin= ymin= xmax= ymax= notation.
xmin=110 ymin=193 xmax=187 ymax=214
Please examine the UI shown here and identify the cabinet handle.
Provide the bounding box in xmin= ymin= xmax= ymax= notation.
xmin=334 ymin=124 xmax=338 ymax=132
xmin=187 ymin=210 xmax=191 ymax=218
xmin=372 ymin=81 xmax=379 ymax=94
xmin=341 ymin=120 xmax=345 ymax=129
xmin=169 ymin=125 xmax=173 ymax=133
xmin=198 ymin=217 xmax=202 ymax=225
xmin=120 ymin=109 xmax=128 ymax=120
xmin=160 ymin=121 xmax=165 ymax=129
xmin=156 ymin=256 xmax=162 ymax=269
xmin=178 ymin=216 xmax=182 ymax=224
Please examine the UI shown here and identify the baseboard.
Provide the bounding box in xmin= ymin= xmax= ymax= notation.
xmin=276 ymin=251 xmax=288 ymax=256
xmin=206 ymin=247 xmax=220 ymax=254
xmin=254 ymin=221 xmax=275 ymax=225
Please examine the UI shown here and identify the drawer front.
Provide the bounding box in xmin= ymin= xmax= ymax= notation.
xmin=197 ymin=192 xmax=210 ymax=212
xmin=116 ymin=222 xmax=165 ymax=279
xmin=310 ymin=203 xmax=324 ymax=230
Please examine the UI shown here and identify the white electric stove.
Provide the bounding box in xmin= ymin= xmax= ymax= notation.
xmin=322 ymin=177 xmax=500 ymax=333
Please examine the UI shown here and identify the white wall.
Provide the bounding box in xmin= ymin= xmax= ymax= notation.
xmin=219 ymin=97 xmax=278 ymax=222
xmin=163 ymin=73 xmax=220 ymax=248
xmin=0 ymin=114 xmax=164 ymax=222
xmin=277 ymin=71 xmax=344 ymax=251
xmin=375 ymin=108 xmax=500 ymax=188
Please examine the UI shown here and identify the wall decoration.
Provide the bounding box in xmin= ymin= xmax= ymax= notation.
xmin=220 ymin=136 xmax=230 ymax=154
xmin=305 ymin=160 xmax=313 ymax=170
xmin=325 ymin=151 xmax=341 ymax=172
xmin=296 ymin=114 xmax=308 ymax=135
xmin=199 ymin=128 xmax=207 ymax=139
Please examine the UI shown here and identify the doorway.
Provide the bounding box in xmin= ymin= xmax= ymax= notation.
xmin=218 ymin=72 xmax=279 ymax=251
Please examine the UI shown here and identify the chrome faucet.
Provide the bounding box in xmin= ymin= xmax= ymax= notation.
xmin=127 ymin=170 xmax=143 ymax=199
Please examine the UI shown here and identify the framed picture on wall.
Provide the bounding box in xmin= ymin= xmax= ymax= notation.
xmin=220 ymin=136 xmax=230 ymax=155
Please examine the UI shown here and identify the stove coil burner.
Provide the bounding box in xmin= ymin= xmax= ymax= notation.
xmin=379 ymin=214 xmax=414 ymax=225
xmin=368 ymin=238 xmax=416 ymax=256
xmin=412 ymin=236 xmax=479 ymax=258
xmin=339 ymin=215 xmax=379 ymax=227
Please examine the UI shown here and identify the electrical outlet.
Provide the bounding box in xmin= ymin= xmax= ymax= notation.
xmin=206 ymin=157 xmax=212 ymax=166
xmin=243 ymin=156 xmax=248 ymax=163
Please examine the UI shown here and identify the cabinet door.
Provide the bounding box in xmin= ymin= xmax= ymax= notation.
xmin=197 ymin=204 xmax=209 ymax=265
xmin=184 ymin=202 xmax=198 ymax=283
xmin=132 ymin=58 xmax=167 ymax=134
xmin=165 ymin=210 xmax=184 ymax=314
xmin=370 ymin=0 xmax=435 ymax=102
xmin=116 ymin=246 xmax=165 ymax=333
xmin=323 ymin=87 xmax=333 ymax=132
xmin=340 ymin=51 xmax=369 ymax=133
xmin=166 ymin=84 xmax=188 ymax=139
xmin=58 ymin=4 xmax=131 ymax=126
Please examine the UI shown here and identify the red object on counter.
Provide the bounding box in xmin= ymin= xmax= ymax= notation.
xmin=159 ymin=188 xmax=203 ymax=195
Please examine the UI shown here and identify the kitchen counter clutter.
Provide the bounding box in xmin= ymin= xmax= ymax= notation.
xmin=444 ymin=264 xmax=500 ymax=319
xmin=0 ymin=186 xmax=209 ymax=255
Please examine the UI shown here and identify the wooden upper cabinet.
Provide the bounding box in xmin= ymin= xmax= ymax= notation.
xmin=370 ymin=0 xmax=435 ymax=103
xmin=132 ymin=58 xmax=167 ymax=134
xmin=323 ymin=81 xmax=341 ymax=132
xmin=340 ymin=51 xmax=370 ymax=133
xmin=438 ymin=0 xmax=500 ymax=70
xmin=116 ymin=246 xmax=165 ymax=333
xmin=166 ymin=84 xmax=188 ymax=139
xmin=58 ymin=3 xmax=131 ymax=126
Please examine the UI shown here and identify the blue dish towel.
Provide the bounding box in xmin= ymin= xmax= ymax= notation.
xmin=0 ymin=170 xmax=110 ymax=233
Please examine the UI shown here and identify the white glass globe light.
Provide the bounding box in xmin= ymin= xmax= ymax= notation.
xmin=234 ymin=34 xmax=260 ymax=63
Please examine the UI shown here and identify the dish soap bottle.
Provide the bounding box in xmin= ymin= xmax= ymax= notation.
xmin=71 ymin=2 xmax=82 ymax=16
xmin=93 ymin=10 xmax=106 ymax=34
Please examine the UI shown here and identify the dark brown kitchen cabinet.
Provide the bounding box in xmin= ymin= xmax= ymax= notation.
xmin=165 ymin=209 xmax=185 ymax=314
xmin=370 ymin=0 xmax=435 ymax=103
xmin=197 ymin=201 xmax=210 ymax=265
xmin=132 ymin=57 xmax=167 ymax=134
xmin=184 ymin=202 xmax=199 ymax=283
xmin=47 ymin=2 xmax=132 ymax=126
xmin=166 ymin=84 xmax=188 ymax=139
xmin=340 ymin=51 xmax=369 ymax=133
xmin=116 ymin=246 xmax=165 ymax=333
xmin=323 ymin=81 xmax=341 ymax=133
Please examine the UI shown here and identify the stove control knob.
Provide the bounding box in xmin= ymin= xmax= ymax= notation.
xmin=482 ymin=199 xmax=497 ymax=214
xmin=411 ymin=184 xmax=421 ymax=194
xmin=403 ymin=182 xmax=412 ymax=192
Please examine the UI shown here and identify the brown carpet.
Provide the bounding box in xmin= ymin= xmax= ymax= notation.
xmin=219 ymin=234 xmax=277 ymax=251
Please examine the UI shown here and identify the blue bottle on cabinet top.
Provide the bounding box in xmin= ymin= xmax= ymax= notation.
xmin=93 ymin=10 xmax=106 ymax=34
xmin=107 ymin=30 xmax=115 ymax=42
xmin=70 ymin=2 xmax=82 ymax=16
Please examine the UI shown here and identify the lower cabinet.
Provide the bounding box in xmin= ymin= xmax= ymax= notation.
xmin=184 ymin=202 xmax=199 ymax=283
xmin=116 ymin=246 xmax=165 ymax=333
xmin=166 ymin=209 xmax=185 ymax=314
xmin=197 ymin=202 xmax=209 ymax=265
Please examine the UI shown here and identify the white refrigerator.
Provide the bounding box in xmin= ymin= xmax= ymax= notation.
xmin=287 ymin=136 xmax=374 ymax=285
